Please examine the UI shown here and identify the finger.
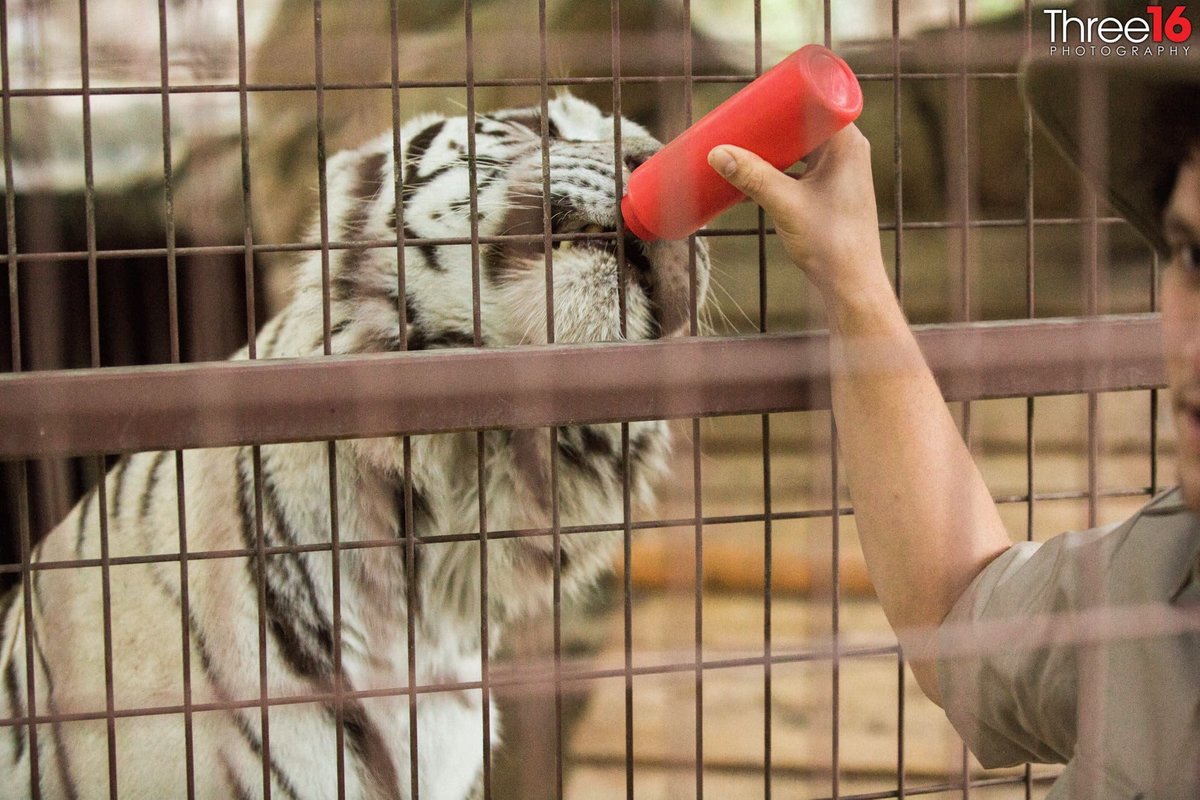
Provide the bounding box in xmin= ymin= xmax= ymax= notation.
xmin=707 ymin=145 xmax=803 ymax=218
xmin=802 ymin=125 xmax=867 ymax=177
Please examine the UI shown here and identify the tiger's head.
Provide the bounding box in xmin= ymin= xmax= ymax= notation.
xmin=283 ymin=96 xmax=712 ymax=609
xmin=304 ymin=94 xmax=711 ymax=355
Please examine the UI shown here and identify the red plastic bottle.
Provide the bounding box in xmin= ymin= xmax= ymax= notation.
xmin=620 ymin=44 xmax=863 ymax=242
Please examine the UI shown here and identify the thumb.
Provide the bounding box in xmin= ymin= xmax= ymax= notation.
xmin=707 ymin=145 xmax=802 ymax=218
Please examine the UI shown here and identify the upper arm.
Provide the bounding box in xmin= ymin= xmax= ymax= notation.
xmin=934 ymin=530 xmax=1110 ymax=767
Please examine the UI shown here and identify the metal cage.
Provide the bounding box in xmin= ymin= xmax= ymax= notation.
xmin=0 ymin=1 xmax=1171 ymax=798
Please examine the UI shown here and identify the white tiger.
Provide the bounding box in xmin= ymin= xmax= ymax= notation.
xmin=0 ymin=95 xmax=710 ymax=799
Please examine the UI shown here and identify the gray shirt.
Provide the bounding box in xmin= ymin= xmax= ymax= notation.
xmin=937 ymin=489 xmax=1200 ymax=799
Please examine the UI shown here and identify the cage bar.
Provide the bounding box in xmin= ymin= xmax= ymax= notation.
xmin=0 ymin=3 xmax=1178 ymax=798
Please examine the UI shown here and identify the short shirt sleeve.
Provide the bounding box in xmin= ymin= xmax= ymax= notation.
xmin=935 ymin=526 xmax=1116 ymax=768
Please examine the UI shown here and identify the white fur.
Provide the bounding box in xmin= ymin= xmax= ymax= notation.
xmin=0 ymin=95 xmax=709 ymax=799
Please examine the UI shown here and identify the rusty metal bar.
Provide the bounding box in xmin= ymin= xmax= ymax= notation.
xmin=0 ymin=314 xmax=1165 ymax=460
xmin=0 ymin=215 xmax=1134 ymax=267
xmin=0 ymin=72 xmax=1021 ymax=101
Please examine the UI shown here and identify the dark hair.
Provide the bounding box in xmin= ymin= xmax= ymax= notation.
xmin=1147 ymin=86 xmax=1200 ymax=222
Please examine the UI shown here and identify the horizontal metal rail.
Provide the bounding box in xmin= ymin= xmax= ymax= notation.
xmin=0 ymin=314 xmax=1164 ymax=460
xmin=0 ymin=70 xmax=1019 ymax=101
xmin=0 ymin=214 xmax=1133 ymax=265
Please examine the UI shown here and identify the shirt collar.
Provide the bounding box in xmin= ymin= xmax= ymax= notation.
xmin=1147 ymin=489 xmax=1200 ymax=603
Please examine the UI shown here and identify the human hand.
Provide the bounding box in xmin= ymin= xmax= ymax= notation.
xmin=707 ymin=125 xmax=888 ymax=308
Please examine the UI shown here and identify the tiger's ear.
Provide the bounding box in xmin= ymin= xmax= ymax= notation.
xmin=510 ymin=427 xmax=553 ymax=521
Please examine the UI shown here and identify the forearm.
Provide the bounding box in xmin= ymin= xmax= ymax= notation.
xmin=707 ymin=132 xmax=1012 ymax=704
xmin=824 ymin=273 xmax=1011 ymax=702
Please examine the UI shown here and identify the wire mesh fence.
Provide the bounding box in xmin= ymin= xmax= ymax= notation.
xmin=0 ymin=1 xmax=1175 ymax=798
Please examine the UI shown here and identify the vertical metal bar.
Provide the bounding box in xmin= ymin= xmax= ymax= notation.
xmin=890 ymin=4 xmax=905 ymax=308
xmin=608 ymin=5 xmax=636 ymax=798
xmin=234 ymin=2 xmax=273 ymax=796
xmin=76 ymin=1 xmax=120 ymax=794
xmin=677 ymin=4 xmax=706 ymax=798
xmin=1150 ymin=251 xmax=1160 ymax=496
xmin=387 ymin=7 xmax=420 ymax=798
xmin=1022 ymin=10 xmax=1037 ymax=526
xmin=620 ymin=416 xmax=634 ymax=800
xmin=249 ymin=444 xmax=273 ymax=799
xmin=387 ymin=3 xmax=406 ymax=356
xmin=309 ymin=4 xmax=348 ymax=797
xmin=156 ymin=0 xmax=180 ymax=367
xmin=531 ymin=2 xmax=565 ymax=792
xmin=891 ymin=3 xmax=907 ymax=793
xmin=0 ymin=7 xmax=40 ymax=792
xmin=14 ymin=463 xmax=39 ymax=799
xmin=464 ymin=2 xmax=482 ymax=350
xmin=236 ymin=0 xmax=259 ymax=362
xmin=829 ymin=417 xmax=841 ymax=800
xmin=1 ymin=0 xmax=17 ymax=377
xmin=461 ymin=5 xmax=496 ymax=799
xmin=1078 ymin=14 xmax=1104 ymax=531
xmin=1087 ymin=392 xmax=1099 ymax=530
xmin=749 ymin=4 xmax=774 ymax=797
xmin=550 ymin=434 xmax=563 ymax=800
xmin=79 ymin=0 xmax=100 ymax=368
xmin=538 ymin=0 xmax=555 ymax=348
xmin=384 ymin=8 xmax=421 ymax=798
xmin=691 ymin=407 xmax=703 ymax=800
xmin=531 ymin=0 xmax=566 ymax=793
xmin=956 ymin=0 xmax=971 ymax=320
xmin=896 ymin=649 xmax=906 ymax=800
xmin=1086 ymin=191 xmax=1100 ymax=527
xmin=1022 ymin=4 xmax=1036 ymax=798
xmin=323 ymin=437 xmax=344 ymax=800
xmin=955 ymin=4 xmax=972 ymax=794
xmin=1083 ymin=10 xmax=1110 ymax=548
xmin=402 ymin=439 xmax=419 ymax=800
xmin=821 ymin=10 xmax=841 ymax=800
xmin=1086 ymin=243 xmax=1100 ymax=529
xmin=155 ymin=4 xmax=197 ymax=797
xmin=312 ymin=4 xmax=332 ymax=358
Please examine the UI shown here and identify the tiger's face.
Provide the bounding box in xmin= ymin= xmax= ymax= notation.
xmin=308 ymin=94 xmax=710 ymax=356
xmin=281 ymin=96 xmax=712 ymax=610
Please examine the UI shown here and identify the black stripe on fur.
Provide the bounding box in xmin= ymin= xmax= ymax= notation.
xmin=398 ymin=119 xmax=450 ymax=271
xmin=340 ymin=701 xmax=402 ymax=800
xmin=236 ymin=448 xmax=334 ymax=683
xmin=263 ymin=308 xmax=291 ymax=358
xmin=222 ymin=758 xmax=255 ymax=800
xmin=140 ymin=534 xmax=305 ymax=800
xmin=108 ymin=458 xmax=130 ymax=525
xmin=491 ymin=110 xmax=560 ymax=140
xmin=230 ymin=707 xmax=304 ymax=800
xmin=140 ymin=450 xmax=171 ymax=522
xmin=331 ymin=151 xmax=389 ymax=303
xmin=30 ymin=631 xmax=79 ymax=800
xmin=402 ymin=220 xmax=442 ymax=272
xmin=74 ymin=485 xmax=98 ymax=557
xmin=3 ymin=655 xmax=21 ymax=762
xmin=1 ymin=586 xmax=25 ymax=763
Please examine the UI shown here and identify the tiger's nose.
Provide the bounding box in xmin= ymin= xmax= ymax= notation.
xmin=621 ymin=137 xmax=659 ymax=175
xmin=623 ymin=152 xmax=651 ymax=173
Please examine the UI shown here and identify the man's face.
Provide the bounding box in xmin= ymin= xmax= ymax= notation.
xmin=1162 ymin=148 xmax=1200 ymax=511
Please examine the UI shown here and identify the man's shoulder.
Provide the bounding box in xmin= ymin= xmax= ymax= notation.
xmin=1138 ymin=486 xmax=1192 ymax=517
xmin=1102 ymin=487 xmax=1200 ymax=603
